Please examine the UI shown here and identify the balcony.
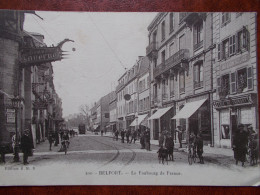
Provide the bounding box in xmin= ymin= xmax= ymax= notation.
xmin=181 ymin=12 xmax=207 ymax=26
xmin=153 ymin=49 xmax=190 ymax=78
xmin=146 ymin=41 xmax=158 ymax=57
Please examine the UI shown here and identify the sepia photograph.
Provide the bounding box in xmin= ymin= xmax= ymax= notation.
xmin=0 ymin=10 xmax=259 ymax=186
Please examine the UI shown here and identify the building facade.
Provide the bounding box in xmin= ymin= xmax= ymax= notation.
xmin=147 ymin=12 xmax=214 ymax=144
xmin=212 ymin=12 xmax=258 ymax=148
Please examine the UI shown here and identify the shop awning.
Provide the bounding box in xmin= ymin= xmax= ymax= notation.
xmin=129 ymin=114 xmax=148 ymax=127
xmin=93 ymin=125 xmax=100 ymax=130
xmin=172 ymin=98 xmax=207 ymax=119
xmin=148 ymin=107 xmax=172 ymax=120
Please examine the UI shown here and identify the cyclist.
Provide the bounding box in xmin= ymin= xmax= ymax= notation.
xmin=61 ymin=132 xmax=70 ymax=150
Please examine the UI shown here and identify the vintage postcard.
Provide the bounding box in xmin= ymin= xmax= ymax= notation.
xmin=0 ymin=10 xmax=259 ymax=186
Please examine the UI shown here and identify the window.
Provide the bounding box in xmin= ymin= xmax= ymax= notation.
xmin=179 ymin=12 xmax=187 ymax=23
xmin=179 ymin=71 xmax=185 ymax=93
xmin=161 ymin=50 xmax=166 ymax=64
xmin=161 ymin=21 xmax=165 ymax=41
xmin=162 ymin=80 xmax=166 ymax=99
xmin=237 ymin=27 xmax=249 ymax=52
xmin=193 ymin=62 xmax=203 ymax=89
xmin=153 ymin=58 xmax=157 ymax=68
xmin=170 ymin=76 xmax=174 ymax=96
xmin=237 ymin=68 xmax=247 ymax=93
xmin=222 ymin=38 xmax=229 ymax=59
xmin=218 ymin=74 xmax=230 ymax=98
xmin=222 ymin=13 xmax=231 ymax=26
xmin=179 ymin=34 xmax=185 ymax=50
xmin=229 ymin=35 xmax=236 ymax=56
xmin=169 ymin=13 xmax=174 ymax=32
xmin=169 ymin=42 xmax=174 ymax=56
xmin=221 ymin=125 xmax=231 ymax=139
xmin=154 ymin=84 xmax=158 ymax=99
xmin=194 ymin=21 xmax=203 ymax=50
xmin=104 ymin=113 xmax=109 ymax=118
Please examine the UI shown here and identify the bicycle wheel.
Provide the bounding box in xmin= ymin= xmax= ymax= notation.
xmin=64 ymin=144 xmax=67 ymax=155
xmin=193 ymin=153 xmax=197 ymax=163
xmin=188 ymin=153 xmax=193 ymax=165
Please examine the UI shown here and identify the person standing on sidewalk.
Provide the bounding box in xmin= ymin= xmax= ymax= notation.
xmin=176 ymin=126 xmax=183 ymax=148
xmin=233 ymin=124 xmax=248 ymax=166
xmin=126 ymin=128 xmax=131 ymax=143
xmin=121 ymin=129 xmax=125 ymax=143
xmin=48 ymin=132 xmax=54 ymax=151
xmin=130 ymin=130 xmax=137 ymax=143
xmin=196 ymin=133 xmax=204 ymax=164
xmin=145 ymin=128 xmax=151 ymax=151
xmin=21 ymin=129 xmax=33 ymax=165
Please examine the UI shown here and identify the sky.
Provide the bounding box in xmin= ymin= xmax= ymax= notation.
xmin=24 ymin=11 xmax=157 ymax=117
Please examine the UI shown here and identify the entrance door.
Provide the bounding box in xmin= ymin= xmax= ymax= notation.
xmin=231 ymin=114 xmax=238 ymax=146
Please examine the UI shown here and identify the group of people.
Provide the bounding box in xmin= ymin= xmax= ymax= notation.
xmin=48 ymin=130 xmax=72 ymax=152
xmin=233 ymin=124 xmax=259 ymax=166
xmin=113 ymin=127 xmax=151 ymax=151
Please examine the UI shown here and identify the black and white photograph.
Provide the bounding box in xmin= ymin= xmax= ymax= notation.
xmin=0 ymin=11 xmax=259 ymax=186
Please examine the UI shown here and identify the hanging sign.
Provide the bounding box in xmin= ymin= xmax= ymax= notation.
xmin=6 ymin=108 xmax=15 ymax=123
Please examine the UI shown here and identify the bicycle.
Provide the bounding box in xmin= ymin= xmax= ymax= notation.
xmin=188 ymin=143 xmax=197 ymax=165
xmin=62 ymin=140 xmax=69 ymax=155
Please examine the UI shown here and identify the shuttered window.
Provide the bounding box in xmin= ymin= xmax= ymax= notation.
xmin=217 ymin=77 xmax=221 ymax=95
xmin=229 ymin=35 xmax=236 ymax=56
xmin=247 ymin=66 xmax=253 ymax=90
xmin=230 ymin=72 xmax=236 ymax=94
xmin=217 ymin=43 xmax=221 ymax=61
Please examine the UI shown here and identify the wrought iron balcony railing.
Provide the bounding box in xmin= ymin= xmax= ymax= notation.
xmin=146 ymin=41 xmax=158 ymax=56
xmin=153 ymin=49 xmax=189 ymax=78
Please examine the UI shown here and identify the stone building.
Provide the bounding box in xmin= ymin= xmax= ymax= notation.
xmin=147 ymin=12 xmax=214 ymax=144
xmin=212 ymin=12 xmax=257 ymax=148
xmin=109 ymin=91 xmax=117 ymax=132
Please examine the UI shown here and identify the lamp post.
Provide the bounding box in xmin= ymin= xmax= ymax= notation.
xmin=11 ymin=96 xmax=21 ymax=162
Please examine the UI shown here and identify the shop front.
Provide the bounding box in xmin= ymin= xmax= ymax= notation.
xmin=148 ymin=106 xmax=174 ymax=140
xmin=173 ymin=97 xmax=212 ymax=145
xmin=213 ymin=93 xmax=257 ymax=148
xmin=125 ymin=114 xmax=135 ymax=129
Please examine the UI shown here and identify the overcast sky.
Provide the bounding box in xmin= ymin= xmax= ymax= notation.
xmin=24 ymin=11 xmax=157 ymax=117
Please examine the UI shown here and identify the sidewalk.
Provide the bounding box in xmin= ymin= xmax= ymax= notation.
xmin=100 ymin=131 xmax=233 ymax=157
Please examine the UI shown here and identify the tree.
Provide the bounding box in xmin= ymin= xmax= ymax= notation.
xmin=79 ymin=104 xmax=90 ymax=127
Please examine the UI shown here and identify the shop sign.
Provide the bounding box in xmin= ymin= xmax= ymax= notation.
xmin=6 ymin=108 xmax=15 ymax=123
xmin=213 ymin=94 xmax=254 ymax=109
xmin=33 ymin=100 xmax=48 ymax=110
xmin=20 ymin=47 xmax=62 ymax=66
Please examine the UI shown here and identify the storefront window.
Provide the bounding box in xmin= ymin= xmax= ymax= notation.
xmin=221 ymin=125 xmax=230 ymax=139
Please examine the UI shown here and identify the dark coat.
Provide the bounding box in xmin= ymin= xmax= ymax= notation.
xmin=233 ymin=131 xmax=248 ymax=162
xmin=21 ymin=134 xmax=33 ymax=153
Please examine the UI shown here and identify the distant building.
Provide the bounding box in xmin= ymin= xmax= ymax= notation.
xmin=109 ymin=91 xmax=117 ymax=132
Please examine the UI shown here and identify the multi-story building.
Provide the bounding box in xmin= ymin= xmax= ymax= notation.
xmin=109 ymin=91 xmax=117 ymax=132
xmin=132 ymin=56 xmax=150 ymax=129
xmin=212 ymin=12 xmax=257 ymax=148
xmin=116 ymin=72 xmax=127 ymax=131
xmin=147 ymin=12 xmax=214 ymax=144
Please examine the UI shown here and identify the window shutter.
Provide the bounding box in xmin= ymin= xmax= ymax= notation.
xmin=246 ymin=29 xmax=250 ymax=51
xmin=247 ymin=66 xmax=253 ymax=90
xmin=194 ymin=25 xmax=197 ymax=45
xmin=232 ymin=35 xmax=236 ymax=54
xmin=229 ymin=36 xmax=233 ymax=55
xmin=230 ymin=72 xmax=236 ymax=94
xmin=235 ymin=33 xmax=238 ymax=53
xmin=217 ymin=43 xmax=221 ymax=61
xmin=217 ymin=77 xmax=221 ymax=95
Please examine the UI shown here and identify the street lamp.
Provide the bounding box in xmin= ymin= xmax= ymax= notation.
xmin=11 ymin=96 xmax=21 ymax=162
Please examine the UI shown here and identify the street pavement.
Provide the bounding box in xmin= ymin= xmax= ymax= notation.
xmin=1 ymin=131 xmax=260 ymax=186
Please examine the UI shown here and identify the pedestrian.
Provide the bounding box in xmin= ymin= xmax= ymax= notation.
xmin=233 ymin=124 xmax=248 ymax=166
xmin=165 ymin=134 xmax=174 ymax=161
xmin=21 ymin=129 xmax=33 ymax=165
xmin=158 ymin=133 xmax=164 ymax=148
xmin=54 ymin=131 xmax=59 ymax=146
xmin=48 ymin=131 xmax=54 ymax=151
xmin=126 ymin=129 xmax=131 ymax=143
xmin=130 ymin=130 xmax=137 ymax=143
xmin=101 ymin=129 xmax=104 ymax=136
xmin=115 ymin=129 xmax=119 ymax=141
xmin=121 ymin=130 xmax=125 ymax=143
xmin=140 ymin=131 xmax=145 ymax=149
xmin=145 ymin=129 xmax=151 ymax=151
xmin=176 ymin=126 xmax=183 ymax=148
xmin=196 ymin=133 xmax=204 ymax=164
xmin=11 ymin=133 xmax=16 ymax=155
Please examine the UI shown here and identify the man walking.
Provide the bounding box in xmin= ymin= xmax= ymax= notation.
xmin=121 ymin=129 xmax=125 ymax=143
xmin=176 ymin=126 xmax=183 ymax=148
xmin=21 ymin=129 xmax=33 ymax=165
xmin=48 ymin=132 xmax=54 ymax=151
